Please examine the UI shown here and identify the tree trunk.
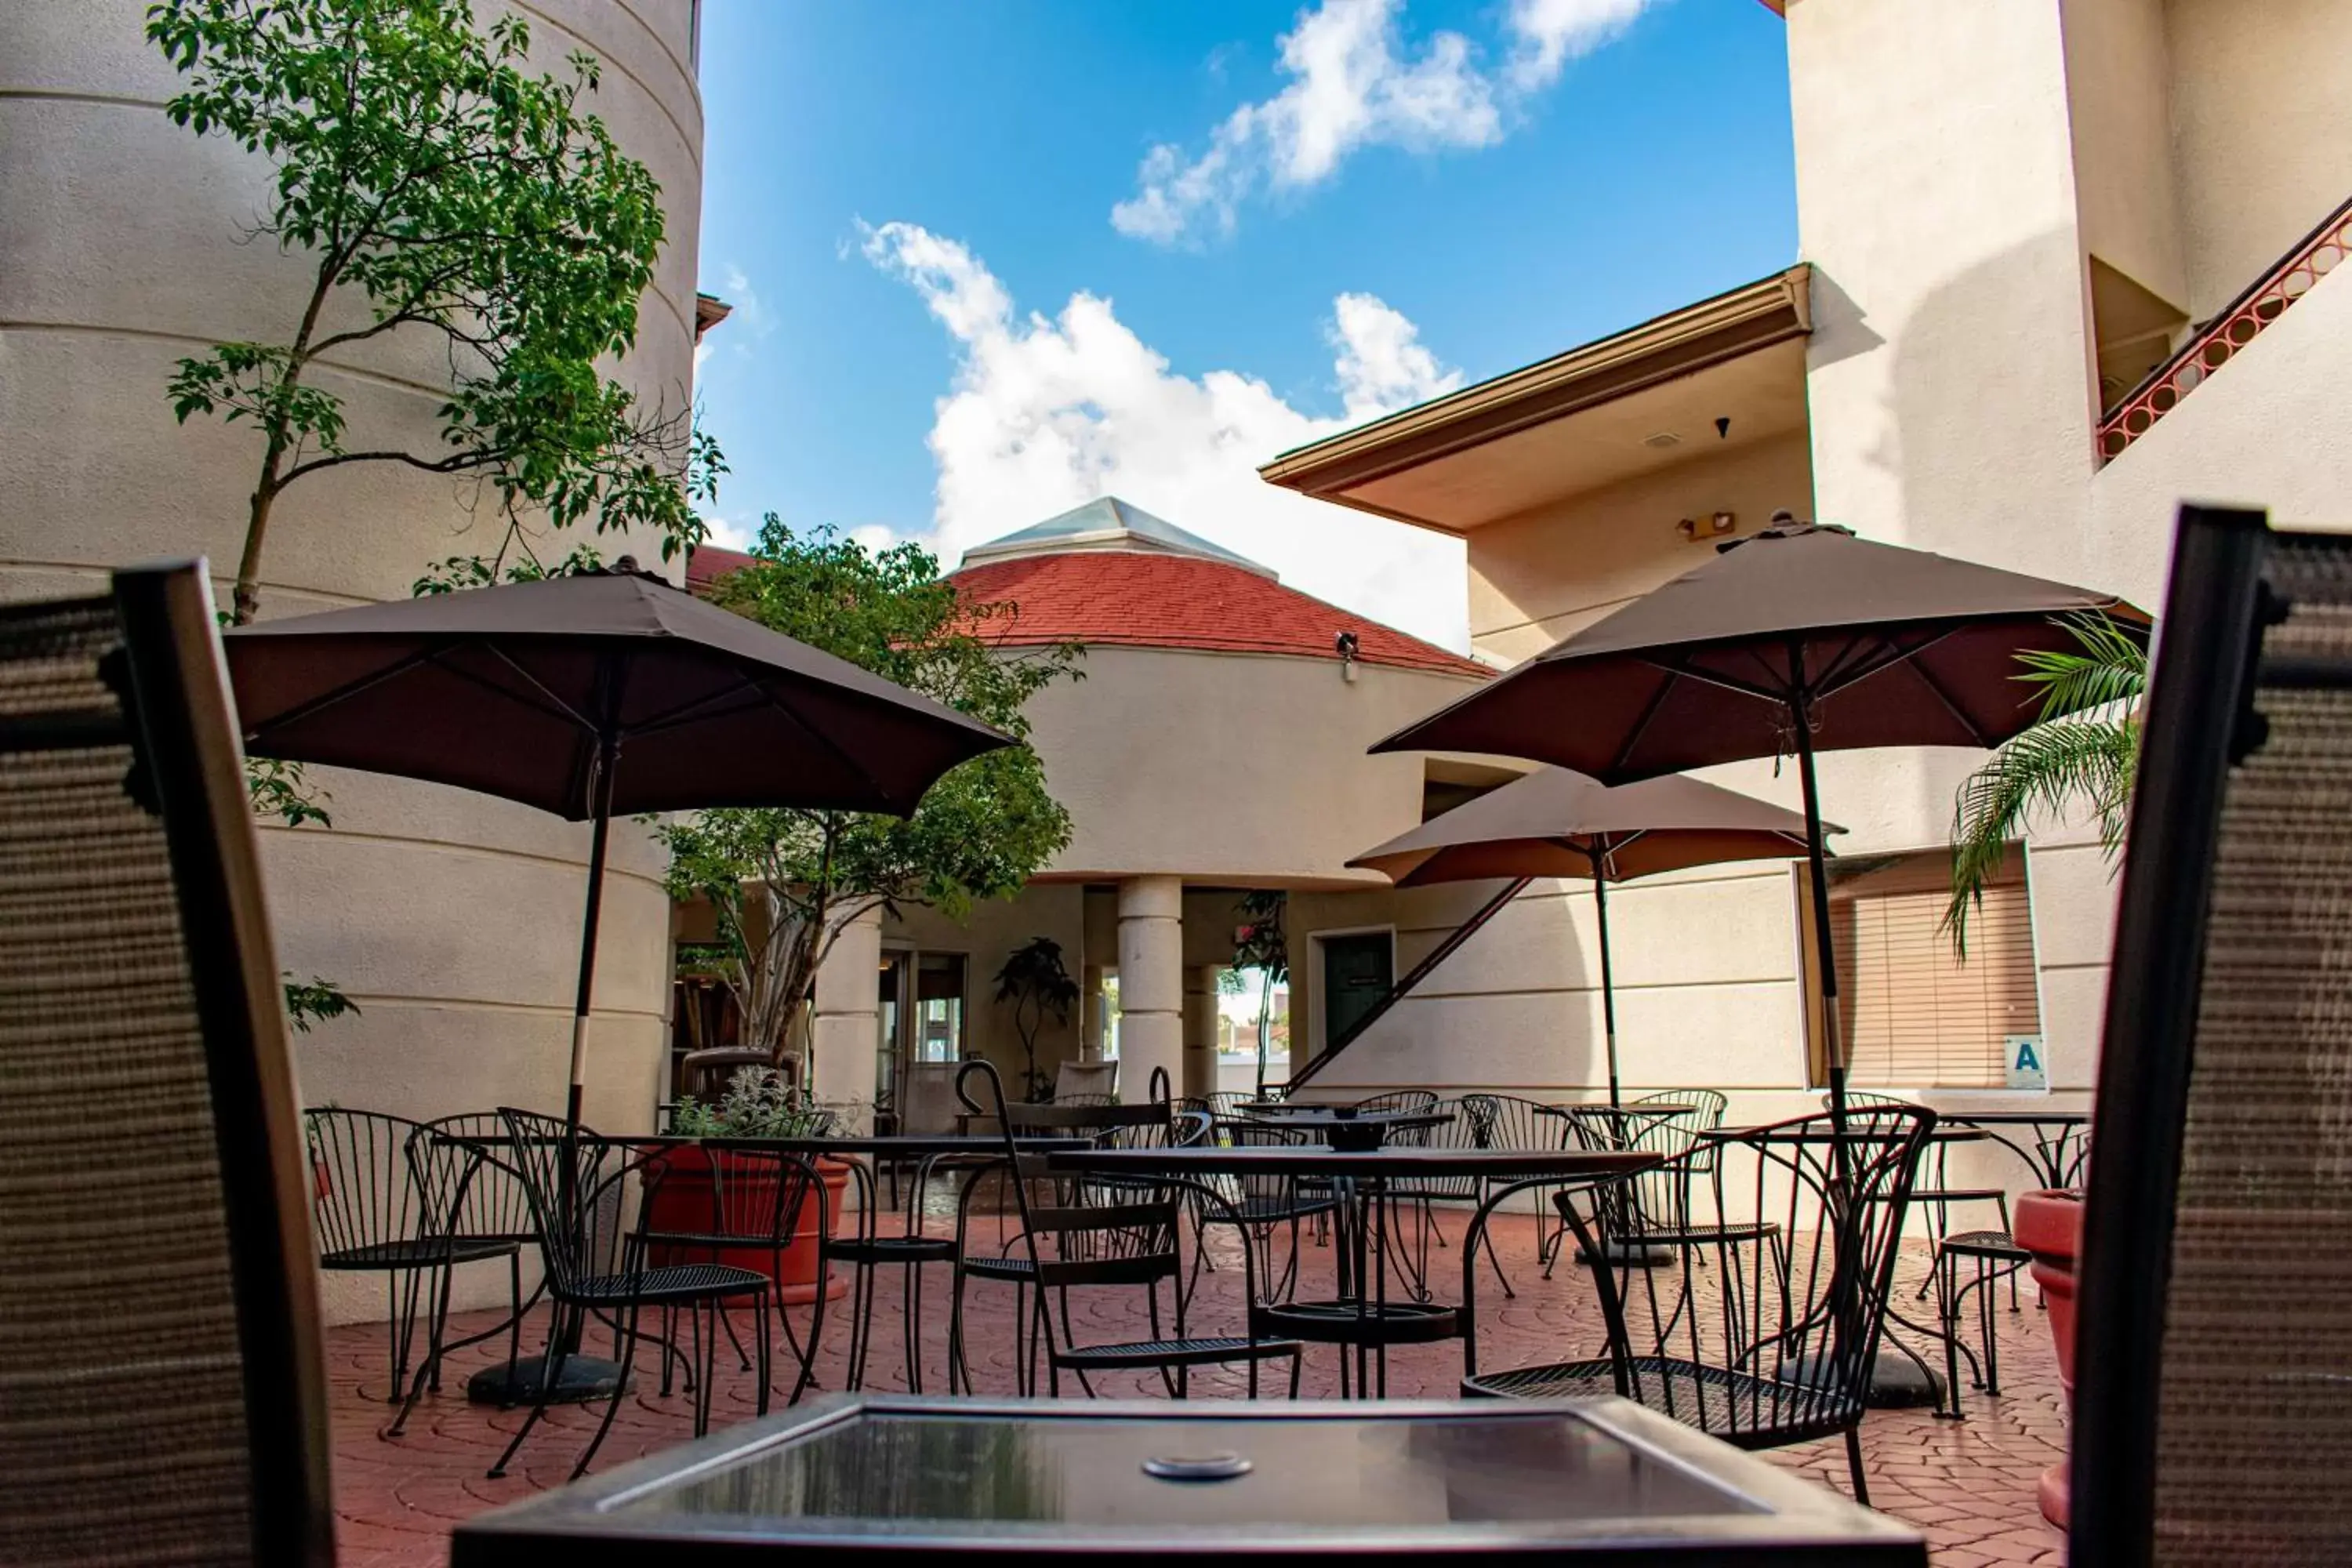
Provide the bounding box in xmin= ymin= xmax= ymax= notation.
xmin=234 ymin=445 xmax=286 ymax=626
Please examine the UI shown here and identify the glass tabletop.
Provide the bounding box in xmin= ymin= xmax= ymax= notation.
xmin=622 ymin=1407 xmax=1744 ymax=1530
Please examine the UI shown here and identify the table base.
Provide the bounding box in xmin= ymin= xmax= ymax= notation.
xmin=466 ymin=1354 xmax=623 ymax=1406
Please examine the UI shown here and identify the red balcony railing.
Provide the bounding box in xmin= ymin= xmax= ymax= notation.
xmin=2097 ymin=191 xmax=2352 ymax=463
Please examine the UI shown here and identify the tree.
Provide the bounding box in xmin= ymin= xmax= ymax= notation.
xmin=147 ymin=0 xmax=715 ymax=625
xmin=1944 ymin=613 xmax=2148 ymax=953
xmin=993 ymin=937 xmax=1081 ymax=1102
xmin=1232 ymin=891 xmax=1290 ymax=1096
xmin=659 ymin=517 xmax=1082 ymax=1082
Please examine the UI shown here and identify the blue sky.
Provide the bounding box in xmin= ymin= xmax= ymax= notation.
xmin=691 ymin=0 xmax=1796 ymax=649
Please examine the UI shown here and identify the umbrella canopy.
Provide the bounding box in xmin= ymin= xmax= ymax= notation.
xmin=227 ymin=564 xmax=1008 ymax=819
xmin=1348 ymin=768 xmax=1830 ymax=1105
xmin=1371 ymin=524 xmax=2150 ymax=779
xmin=1348 ymin=767 xmax=1820 ymax=886
xmin=225 ymin=561 xmax=1012 ymax=1134
xmin=1368 ymin=523 xmax=2148 ymax=1113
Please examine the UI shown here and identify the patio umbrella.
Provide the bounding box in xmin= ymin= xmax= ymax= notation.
xmin=225 ymin=559 xmax=1011 ymax=1133
xmin=1369 ymin=521 xmax=2148 ymax=1114
xmin=1347 ymin=768 xmax=1828 ymax=1105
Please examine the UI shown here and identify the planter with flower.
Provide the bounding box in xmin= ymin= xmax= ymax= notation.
xmin=647 ymin=1068 xmax=854 ymax=1304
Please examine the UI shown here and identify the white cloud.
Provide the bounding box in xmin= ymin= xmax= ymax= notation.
xmin=860 ymin=220 xmax=1470 ymax=651
xmin=1504 ymin=0 xmax=1651 ymax=92
xmin=701 ymin=514 xmax=758 ymax=552
xmin=1113 ymin=0 xmax=1653 ymax=245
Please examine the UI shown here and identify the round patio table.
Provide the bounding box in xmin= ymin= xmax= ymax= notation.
xmin=1695 ymin=1121 xmax=1991 ymax=1410
xmin=1936 ymin=1108 xmax=2092 ymax=1189
xmin=1047 ymin=1145 xmax=1656 ymax=1399
xmin=635 ymin=1133 xmax=1083 ymax=1394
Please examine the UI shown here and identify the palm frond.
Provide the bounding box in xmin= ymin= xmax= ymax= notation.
xmin=2015 ymin=612 xmax=2148 ymax=721
xmin=1944 ymin=717 xmax=2139 ymax=955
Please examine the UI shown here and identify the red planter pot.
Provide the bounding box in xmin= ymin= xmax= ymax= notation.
xmin=642 ymin=1148 xmax=852 ymax=1305
xmin=2013 ymin=1188 xmax=2085 ymax=1530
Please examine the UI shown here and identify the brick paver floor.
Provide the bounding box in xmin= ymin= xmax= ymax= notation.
xmin=326 ymin=1210 xmax=2067 ymax=1566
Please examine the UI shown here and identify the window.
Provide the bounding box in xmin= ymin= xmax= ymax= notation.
xmin=1314 ymin=928 xmax=1396 ymax=1050
xmin=1800 ymin=848 xmax=2042 ymax=1090
xmin=914 ymin=951 xmax=967 ymax=1062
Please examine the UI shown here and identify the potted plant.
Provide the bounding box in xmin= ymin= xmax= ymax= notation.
xmin=993 ymin=936 xmax=1080 ymax=1102
xmin=647 ymin=1067 xmax=853 ymax=1302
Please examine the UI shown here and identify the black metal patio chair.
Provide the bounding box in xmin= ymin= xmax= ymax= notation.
xmin=390 ymin=1109 xmax=545 ymax=1429
xmin=303 ymin=1108 xmax=524 ymax=1411
xmin=1463 ymin=1106 xmax=1934 ymax=1504
xmin=958 ymin=1061 xmax=1301 ymax=1399
xmin=488 ymin=1110 xmax=773 ymax=1481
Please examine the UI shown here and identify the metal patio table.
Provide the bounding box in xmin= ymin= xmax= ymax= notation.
xmin=1936 ymin=1108 xmax=2092 ymax=1189
xmin=1051 ymin=1145 xmax=1654 ymax=1399
xmin=451 ymin=1393 xmax=1926 ymax=1564
xmin=1692 ymin=1122 xmax=1991 ymax=1410
xmin=634 ymin=1133 xmax=1083 ymax=1394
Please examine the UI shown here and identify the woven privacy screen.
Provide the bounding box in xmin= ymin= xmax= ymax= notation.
xmin=0 ymin=594 xmax=260 ymax=1564
xmin=2076 ymin=510 xmax=2352 ymax=1567
xmin=2156 ymin=535 xmax=2352 ymax=1562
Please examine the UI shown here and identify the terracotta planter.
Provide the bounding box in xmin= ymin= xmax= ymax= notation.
xmin=2013 ymin=1188 xmax=2085 ymax=1530
xmin=644 ymin=1148 xmax=851 ymax=1305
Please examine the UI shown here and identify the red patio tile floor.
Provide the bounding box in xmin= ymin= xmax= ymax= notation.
xmin=325 ymin=1211 xmax=2067 ymax=1565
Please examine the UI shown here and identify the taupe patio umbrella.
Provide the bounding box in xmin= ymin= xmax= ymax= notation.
xmin=225 ymin=560 xmax=1011 ymax=1134
xmin=1370 ymin=521 xmax=2149 ymax=1114
xmin=1348 ymin=768 xmax=1828 ymax=1105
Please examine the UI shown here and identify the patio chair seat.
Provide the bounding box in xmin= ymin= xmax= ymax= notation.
xmin=1940 ymin=1229 xmax=2030 ymax=1262
xmin=1615 ymin=1220 xmax=1783 ymax=1248
xmin=960 ymin=1251 xmax=1035 ymax=1282
xmin=1462 ymin=1356 xmax=1846 ymax=1447
xmin=1055 ymin=1334 xmax=1305 ymax=1370
xmin=824 ymin=1233 xmax=957 ymax=1265
xmin=319 ymin=1236 xmax=521 ymax=1270
xmin=568 ymin=1262 xmax=770 ymax=1306
xmin=1211 ymin=1192 xmax=1338 ymax=1224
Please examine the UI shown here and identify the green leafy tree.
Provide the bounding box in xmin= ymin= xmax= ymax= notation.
xmin=147 ymin=0 xmax=714 ymax=625
xmin=660 ymin=518 xmax=1082 ymax=1078
xmin=993 ymin=936 xmax=1081 ymax=1102
xmin=1945 ymin=614 xmax=2148 ymax=953
xmin=1232 ymin=891 xmax=1290 ymax=1096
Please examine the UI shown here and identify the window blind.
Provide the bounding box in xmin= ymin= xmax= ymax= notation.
xmin=1820 ymin=852 xmax=2042 ymax=1089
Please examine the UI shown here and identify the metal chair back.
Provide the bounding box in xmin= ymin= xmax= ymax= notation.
xmin=1601 ymin=1108 xmax=1933 ymax=1443
xmin=304 ymin=1109 xmax=430 ymax=1265
xmin=492 ymin=1109 xmax=637 ymax=1299
xmin=1054 ymin=1058 xmax=1119 ymax=1102
xmin=0 ymin=564 xmax=332 ymax=1566
xmin=408 ymin=1112 xmax=539 ymax=1247
xmin=2071 ymin=506 xmax=2352 ymax=1566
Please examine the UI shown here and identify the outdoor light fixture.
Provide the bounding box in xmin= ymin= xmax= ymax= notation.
xmin=1678 ymin=512 xmax=1737 ymax=543
xmin=1335 ymin=630 xmax=1360 ymax=683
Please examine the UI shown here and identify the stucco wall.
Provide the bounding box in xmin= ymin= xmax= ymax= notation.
xmin=2060 ymin=0 xmax=2187 ymax=310
xmin=2165 ymin=0 xmax=2352 ymax=320
xmin=1021 ymin=644 xmax=1485 ymax=887
xmin=1465 ymin=432 xmax=1815 ymax=666
xmin=0 ymin=0 xmax=702 ymax=1319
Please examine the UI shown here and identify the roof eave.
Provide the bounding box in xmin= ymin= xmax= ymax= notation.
xmin=1258 ymin=264 xmax=1813 ymax=523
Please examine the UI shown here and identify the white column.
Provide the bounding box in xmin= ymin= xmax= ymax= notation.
xmin=1081 ymin=963 xmax=1108 ymax=1061
xmin=1182 ymin=965 xmax=1220 ymax=1101
xmin=1115 ymin=876 xmax=1183 ymax=1102
xmin=810 ymin=908 xmax=882 ymax=1133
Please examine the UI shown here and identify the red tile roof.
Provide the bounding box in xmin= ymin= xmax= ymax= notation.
xmin=949 ymin=550 xmax=1486 ymax=677
xmin=684 ymin=543 xmax=757 ymax=593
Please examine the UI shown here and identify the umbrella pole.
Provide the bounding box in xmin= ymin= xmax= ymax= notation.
xmin=564 ymin=797 xmax=614 ymax=1137
xmin=1590 ymin=851 xmax=1622 ymax=1109
xmin=1785 ymin=660 xmax=1848 ymax=1123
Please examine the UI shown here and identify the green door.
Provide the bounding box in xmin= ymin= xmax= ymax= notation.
xmin=1323 ymin=931 xmax=1394 ymax=1047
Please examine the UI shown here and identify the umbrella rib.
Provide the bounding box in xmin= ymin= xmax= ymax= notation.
xmin=760 ymin=683 xmax=897 ymax=808
xmin=1808 ymin=626 xmax=1960 ymax=700
xmin=623 ymin=675 xmax=771 ymax=741
xmin=238 ymin=647 xmax=441 ymax=742
xmin=1608 ymin=669 xmax=1685 ymax=775
xmin=1894 ymin=650 xmax=1997 ymax=748
xmin=478 ymin=645 xmax=599 ymax=734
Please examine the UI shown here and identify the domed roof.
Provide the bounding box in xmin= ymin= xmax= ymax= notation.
xmin=949 ymin=497 xmax=1483 ymax=677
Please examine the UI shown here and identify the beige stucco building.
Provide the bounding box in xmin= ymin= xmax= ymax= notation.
xmin=2 ymin=2 xmax=706 ymax=1315
xmin=1253 ymin=0 xmax=2352 ymax=1174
